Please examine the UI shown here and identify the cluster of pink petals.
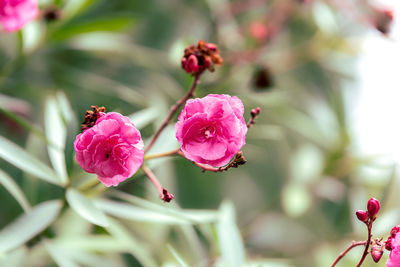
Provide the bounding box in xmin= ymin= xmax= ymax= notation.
xmin=387 ymin=232 xmax=400 ymax=266
xmin=175 ymin=94 xmax=247 ymax=167
xmin=0 ymin=0 xmax=38 ymax=32
xmin=74 ymin=112 xmax=144 ymax=187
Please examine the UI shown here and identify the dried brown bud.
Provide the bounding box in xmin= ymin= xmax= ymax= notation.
xmin=81 ymin=105 xmax=106 ymax=131
xmin=230 ymin=151 xmax=247 ymax=168
xmin=42 ymin=7 xmax=62 ymax=22
xmin=181 ymin=40 xmax=223 ymax=75
xmin=374 ymin=8 xmax=394 ymax=35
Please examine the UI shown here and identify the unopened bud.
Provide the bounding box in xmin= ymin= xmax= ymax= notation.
xmin=162 ymin=188 xmax=174 ymax=203
xmin=356 ymin=210 xmax=368 ymax=222
xmin=371 ymin=246 xmax=383 ymax=263
xmin=187 ymin=55 xmax=199 ymax=73
xmin=251 ymin=107 xmax=261 ymax=117
xmin=367 ymin=198 xmax=380 ymax=218
xmin=205 ymin=43 xmax=217 ymax=51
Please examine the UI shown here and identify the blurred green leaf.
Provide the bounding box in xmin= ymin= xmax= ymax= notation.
xmin=106 ymin=217 xmax=158 ymax=267
xmin=0 ymin=169 xmax=31 ymax=212
xmin=45 ymin=96 xmax=68 ymax=185
xmin=0 ymin=200 xmax=62 ymax=253
xmin=95 ymin=198 xmax=193 ymax=225
xmin=50 ymin=15 xmax=136 ymax=41
xmin=217 ymin=201 xmax=245 ymax=267
xmin=66 ymin=189 xmax=109 ymax=227
xmin=44 ymin=240 xmax=79 ymax=267
xmin=129 ymin=107 xmax=160 ymax=130
xmin=167 ymin=244 xmax=188 ymax=267
xmin=0 ymin=136 xmax=61 ymax=186
xmin=110 ymin=191 xmax=219 ymax=223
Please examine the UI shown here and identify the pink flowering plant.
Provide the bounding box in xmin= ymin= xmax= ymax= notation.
xmin=73 ymin=40 xmax=260 ymax=201
xmin=0 ymin=0 xmax=38 ymax=32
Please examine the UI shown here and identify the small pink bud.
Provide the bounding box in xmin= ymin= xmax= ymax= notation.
xmin=205 ymin=43 xmax=217 ymax=51
xmin=203 ymin=56 xmax=212 ymax=69
xmin=367 ymin=198 xmax=380 ymax=218
xmin=391 ymin=225 xmax=400 ymax=237
xmin=251 ymin=107 xmax=261 ymax=116
xmin=162 ymin=188 xmax=174 ymax=203
xmin=371 ymin=247 xmax=383 ymax=263
xmin=356 ymin=210 xmax=368 ymax=222
xmin=187 ymin=55 xmax=199 ymax=73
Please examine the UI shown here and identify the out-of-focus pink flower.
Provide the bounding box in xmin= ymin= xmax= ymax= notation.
xmin=250 ymin=21 xmax=269 ymax=42
xmin=175 ymin=94 xmax=247 ymax=167
xmin=387 ymin=232 xmax=400 ymax=267
xmin=74 ymin=112 xmax=144 ymax=187
xmin=0 ymin=0 xmax=38 ymax=32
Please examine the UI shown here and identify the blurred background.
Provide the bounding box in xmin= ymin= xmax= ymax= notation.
xmin=0 ymin=0 xmax=399 ymax=266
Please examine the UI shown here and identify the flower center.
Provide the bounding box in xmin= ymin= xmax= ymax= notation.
xmin=203 ymin=126 xmax=215 ymax=139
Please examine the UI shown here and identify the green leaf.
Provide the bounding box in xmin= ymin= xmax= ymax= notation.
xmin=44 ymin=240 xmax=79 ymax=267
xmin=0 ymin=136 xmax=61 ymax=186
xmin=129 ymin=107 xmax=159 ymax=130
xmin=0 ymin=169 xmax=31 ymax=212
xmin=66 ymin=189 xmax=109 ymax=227
xmin=94 ymin=198 xmax=191 ymax=225
xmin=217 ymin=201 xmax=245 ymax=267
xmin=45 ymin=97 xmax=68 ymax=185
xmin=50 ymin=15 xmax=136 ymax=41
xmin=109 ymin=191 xmax=219 ymax=223
xmin=167 ymin=244 xmax=189 ymax=267
xmin=0 ymin=200 xmax=62 ymax=254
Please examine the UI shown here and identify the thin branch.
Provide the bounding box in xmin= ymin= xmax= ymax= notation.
xmin=330 ymin=241 xmax=367 ymax=267
xmin=144 ymin=148 xmax=180 ymax=160
xmin=357 ymin=223 xmax=373 ymax=266
xmin=144 ymin=73 xmax=201 ymax=154
xmin=141 ymin=165 xmax=174 ymax=202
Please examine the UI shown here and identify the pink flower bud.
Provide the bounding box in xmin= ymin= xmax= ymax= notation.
xmin=251 ymin=107 xmax=261 ymax=116
xmin=386 ymin=236 xmax=393 ymax=251
xmin=367 ymin=198 xmax=380 ymax=218
xmin=187 ymin=55 xmax=199 ymax=73
xmin=356 ymin=210 xmax=368 ymax=222
xmin=0 ymin=0 xmax=38 ymax=32
xmin=371 ymin=245 xmax=383 ymax=263
xmin=205 ymin=43 xmax=217 ymax=51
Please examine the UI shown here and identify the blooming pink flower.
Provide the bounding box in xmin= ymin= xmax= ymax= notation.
xmin=387 ymin=232 xmax=400 ymax=267
xmin=175 ymin=94 xmax=247 ymax=167
xmin=74 ymin=112 xmax=144 ymax=187
xmin=0 ymin=0 xmax=38 ymax=32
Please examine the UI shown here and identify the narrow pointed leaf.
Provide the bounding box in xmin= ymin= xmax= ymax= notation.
xmin=45 ymin=97 xmax=68 ymax=185
xmin=0 ymin=169 xmax=31 ymax=212
xmin=0 ymin=136 xmax=61 ymax=186
xmin=0 ymin=200 xmax=62 ymax=253
xmin=66 ymin=189 xmax=109 ymax=227
xmin=217 ymin=201 xmax=245 ymax=267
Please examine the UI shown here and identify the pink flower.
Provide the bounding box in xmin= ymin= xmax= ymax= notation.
xmin=387 ymin=232 xmax=400 ymax=267
xmin=74 ymin=112 xmax=144 ymax=187
xmin=0 ymin=0 xmax=38 ymax=32
xmin=175 ymin=94 xmax=247 ymax=167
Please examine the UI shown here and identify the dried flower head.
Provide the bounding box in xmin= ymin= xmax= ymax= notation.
xmin=81 ymin=105 xmax=106 ymax=131
xmin=181 ymin=40 xmax=223 ymax=75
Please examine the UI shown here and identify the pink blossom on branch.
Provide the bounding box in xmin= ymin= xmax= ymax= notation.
xmin=387 ymin=232 xmax=400 ymax=267
xmin=175 ymin=94 xmax=247 ymax=167
xmin=0 ymin=0 xmax=38 ymax=32
xmin=74 ymin=112 xmax=144 ymax=187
